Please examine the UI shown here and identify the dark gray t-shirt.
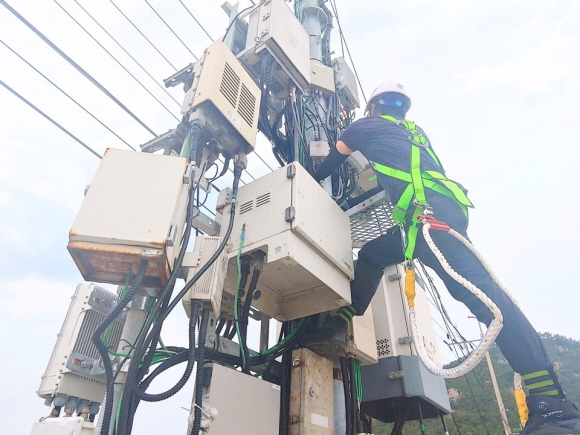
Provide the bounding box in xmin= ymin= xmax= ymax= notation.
xmin=340 ymin=116 xmax=445 ymax=205
xmin=340 ymin=116 xmax=470 ymax=231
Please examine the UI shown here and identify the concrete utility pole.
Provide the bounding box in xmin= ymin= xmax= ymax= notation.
xmin=470 ymin=316 xmax=513 ymax=435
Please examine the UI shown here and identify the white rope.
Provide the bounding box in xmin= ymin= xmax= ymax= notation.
xmin=514 ymin=372 xmax=523 ymax=390
xmin=409 ymin=221 xmax=519 ymax=378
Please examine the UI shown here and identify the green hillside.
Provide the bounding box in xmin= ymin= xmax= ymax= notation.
xmin=373 ymin=333 xmax=580 ymax=435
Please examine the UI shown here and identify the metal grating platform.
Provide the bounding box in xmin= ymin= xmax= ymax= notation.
xmin=348 ymin=194 xmax=397 ymax=246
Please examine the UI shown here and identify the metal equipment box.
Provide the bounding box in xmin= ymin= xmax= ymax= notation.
xmin=332 ymin=57 xmax=360 ymax=110
xmin=194 ymin=363 xmax=281 ymax=435
xmin=371 ymin=264 xmax=440 ymax=364
xmin=348 ymin=304 xmax=379 ymax=365
xmin=241 ymin=0 xmax=310 ymax=97
xmin=182 ymin=235 xmax=229 ymax=317
xmin=38 ymin=284 xmax=124 ymax=408
xmin=181 ymin=41 xmax=261 ymax=154
xmin=289 ymin=348 xmax=334 ymax=435
xmin=221 ymin=163 xmax=353 ymax=321
xmin=361 ymin=355 xmax=452 ymax=423
xmin=68 ymin=149 xmax=190 ymax=287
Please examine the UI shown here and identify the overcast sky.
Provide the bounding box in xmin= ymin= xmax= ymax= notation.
xmin=1 ymin=0 xmax=580 ymax=433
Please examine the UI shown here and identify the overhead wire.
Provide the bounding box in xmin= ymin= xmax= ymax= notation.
xmin=143 ymin=0 xmax=199 ymax=60
xmin=0 ymin=0 xmax=159 ymax=137
xmin=0 ymin=79 xmax=102 ymax=159
xmin=0 ymin=40 xmax=136 ymax=151
xmin=109 ymin=0 xmax=178 ymax=71
xmin=73 ymin=0 xmax=181 ymax=106
xmin=52 ymin=0 xmax=180 ymax=122
xmin=177 ymin=0 xmax=215 ymax=41
xmin=327 ymin=0 xmax=367 ymax=105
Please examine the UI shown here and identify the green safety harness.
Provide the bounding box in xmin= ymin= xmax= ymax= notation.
xmin=370 ymin=115 xmax=474 ymax=259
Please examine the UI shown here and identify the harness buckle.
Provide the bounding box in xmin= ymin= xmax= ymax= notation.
xmin=418 ymin=215 xmax=450 ymax=232
xmin=413 ymin=199 xmax=433 ymax=215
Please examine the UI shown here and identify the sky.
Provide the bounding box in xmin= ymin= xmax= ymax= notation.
xmin=1 ymin=0 xmax=580 ymax=433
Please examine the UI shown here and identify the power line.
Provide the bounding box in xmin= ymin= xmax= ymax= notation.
xmin=73 ymin=0 xmax=181 ymax=107
xmin=328 ymin=0 xmax=367 ymax=105
xmin=109 ymin=0 xmax=178 ymax=71
xmin=177 ymin=0 xmax=214 ymax=42
xmin=0 ymin=40 xmax=136 ymax=151
xmin=0 ymin=79 xmax=102 ymax=159
xmin=144 ymin=0 xmax=198 ymax=60
xmin=52 ymin=0 xmax=180 ymax=122
xmin=0 ymin=0 xmax=159 ymax=137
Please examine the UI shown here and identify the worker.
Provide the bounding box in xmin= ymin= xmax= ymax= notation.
xmin=311 ymin=82 xmax=580 ymax=435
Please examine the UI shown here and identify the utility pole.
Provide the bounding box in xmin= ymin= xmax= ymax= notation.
xmin=469 ymin=316 xmax=513 ymax=435
xmin=297 ymin=0 xmax=333 ymax=193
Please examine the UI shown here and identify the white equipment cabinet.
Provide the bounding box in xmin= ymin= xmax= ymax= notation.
xmin=220 ymin=162 xmax=354 ymax=321
xmin=181 ymin=41 xmax=261 ymax=154
xmin=241 ymin=0 xmax=311 ymax=97
xmin=67 ymin=149 xmax=190 ymax=287
xmin=371 ymin=264 xmax=440 ymax=364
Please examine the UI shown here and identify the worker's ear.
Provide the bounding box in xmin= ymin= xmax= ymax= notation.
xmin=366 ymin=103 xmax=375 ymax=117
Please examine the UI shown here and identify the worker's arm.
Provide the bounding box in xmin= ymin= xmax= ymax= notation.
xmin=314 ymin=140 xmax=353 ymax=182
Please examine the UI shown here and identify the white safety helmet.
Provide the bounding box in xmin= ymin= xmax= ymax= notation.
xmin=365 ymin=82 xmax=411 ymax=114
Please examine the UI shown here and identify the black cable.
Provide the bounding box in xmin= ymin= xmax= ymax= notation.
xmin=222 ymin=319 xmax=233 ymax=338
xmin=439 ymin=409 xmax=450 ymax=434
xmin=117 ymin=179 xmax=200 ymax=435
xmin=93 ymin=259 xmax=148 ymax=435
xmin=109 ymin=0 xmax=177 ymax=70
xmin=190 ymin=306 xmax=210 ymax=435
xmin=133 ymin=123 xmax=209 ymax=397
xmin=241 ymin=268 xmax=261 ymax=373
xmin=72 ymin=0 xmax=181 ymax=106
xmin=178 ymin=0 xmax=214 ymax=41
xmin=0 ymin=40 xmax=136 ymax=151
xmin=118 ymin=165 xmax=244 ymax=435
xmin=0 ymin=79 xmax=102 ymax=159
xmin=450 ymin=412 xmax=464 ymax=435
xmin=221 ymin=5 xmax=254 ymax=43
xmin=137 ymin=166 xmax=241 ymax=369
xmin=340 ymin=357 xmax=353 ymax=435
xmin=0 ymin=0 xmax=159 ymax=137
xmin=390 ymin=398 xmax=410 ymax=435
xmin=464 ymin=374 xmax=491 ymax=435
xmin=349 ymin=357 xmax=362 ymax=434
xmin=240 ymin=268 xmax=260 ymax=338
xmin=278 ymin=323 xmax=292 ymax=435
xmin=133 ymin=301 xmax=200 ymax=402
xmin=143 ymin=0 xmax=198 ymax=60
xmin=52 ymin=0 xmax=180 ymax=121
xmin=215 ymin=317 xmax=226 ymax=335
xmin=417 ymin=400 xmax=426 ymax=435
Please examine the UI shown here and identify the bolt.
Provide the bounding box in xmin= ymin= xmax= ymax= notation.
xmin=309 ymin=388 xmax=315 ymax=397
xmin=292 ymin=359 xmax=301 ymax=368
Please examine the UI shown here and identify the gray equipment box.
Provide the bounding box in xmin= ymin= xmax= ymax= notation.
xmin=221 ymin=163 xmax=353 ymax=321
xmin=195 ymin=363 xmax=281 ymax=435
xmin=361 ymin=355 xmax=451 ymax=422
